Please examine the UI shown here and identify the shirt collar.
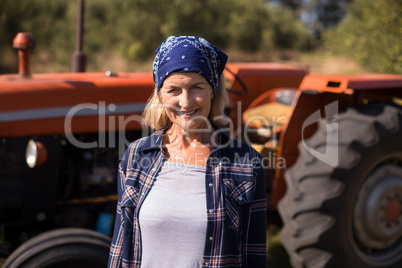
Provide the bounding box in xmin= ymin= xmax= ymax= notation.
xmin=139 ymin=128 xmax=232 ymax=152
xmin=140 ymin=131 xmax=165 ymax=152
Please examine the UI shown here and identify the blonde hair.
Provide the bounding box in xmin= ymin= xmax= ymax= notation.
xmin=143 ymin=75 xmax=228 ymax=130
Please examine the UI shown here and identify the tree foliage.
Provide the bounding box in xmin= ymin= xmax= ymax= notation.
xmin=323 ymin=0 xmax=401 ymax=74
xmin=305 ymin=0 xmax=352 ymax=37
xmin=0 ymin=0 xmax=75 ymax=68
xmin=266 ymin=0 xmax=353 ymax=38
xmin=267 ymin=5 xmax=314 ymax=50
xmin=0 ymin=0 xmax=313 ymax=72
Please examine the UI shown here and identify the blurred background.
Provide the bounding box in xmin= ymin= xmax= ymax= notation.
xmin=0 ymin=1 xmax=401 ymax=267
xmin=0 ymin=0 xmax=400 ymax=75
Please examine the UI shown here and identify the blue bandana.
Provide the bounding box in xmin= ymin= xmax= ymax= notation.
xmin=153 ymin=36 xmax=228 ymax=94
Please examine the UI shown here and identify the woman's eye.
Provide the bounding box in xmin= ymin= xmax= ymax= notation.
xmin=167 ymin=88 xmax=178 ymax=93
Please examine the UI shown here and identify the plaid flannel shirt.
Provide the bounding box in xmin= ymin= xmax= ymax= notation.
xmin=108 ymin=130 xmax=267 ymax=267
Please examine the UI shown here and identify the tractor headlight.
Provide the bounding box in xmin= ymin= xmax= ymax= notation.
xmin=26 ymin=139 xmax=48 ymax=168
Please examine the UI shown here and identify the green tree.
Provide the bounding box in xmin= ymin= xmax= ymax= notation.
xmin=0 ymin=0 xmax=314 ymax=72
xmin=111 ymin=0 xmax=169 ymax=61
xmin=0 ymin=0 xmax=75 ymax=71
xmin=266 ymin=5 xmax=314 ymax=50
xmin=305 ymin=0 xmax=352 ymax=38
xmin=266 ymin=0 xmax=353 ymax=38
xmin=323 ymin=0 xmax=402 ymax=74
xmin=163 ymin=0 xmax=232 ymax=49
xmin=227 ymin=0 xmax=268 ymax=52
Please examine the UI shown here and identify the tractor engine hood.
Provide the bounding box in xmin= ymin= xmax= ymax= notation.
xmin=0 ymin=72 xmax=154 ymax=137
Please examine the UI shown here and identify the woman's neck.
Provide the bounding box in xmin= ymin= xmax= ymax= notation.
xmin=164 ymin=124 xmax=214 ymax=149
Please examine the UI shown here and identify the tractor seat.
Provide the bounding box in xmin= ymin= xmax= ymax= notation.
xmin=242 ymin=102 xmax=292 ymax=129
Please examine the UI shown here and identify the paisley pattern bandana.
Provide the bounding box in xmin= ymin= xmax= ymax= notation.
xmin=153 ymin=36 xmax=228 ymax=94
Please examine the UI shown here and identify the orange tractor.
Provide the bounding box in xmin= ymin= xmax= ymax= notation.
xmin=243 ymin=73 xmax=402 ymax=267
xmin=0 ymin=32 xmax=307 ymax=267
xmin=1 ymin=17 xmax=402 ymax=268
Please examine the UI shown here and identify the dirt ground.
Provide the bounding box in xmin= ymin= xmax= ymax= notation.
xmin=289 ymin=55 xmax=364 ymax=75
xmin=226 ymin=48 xmax=364 ymax=75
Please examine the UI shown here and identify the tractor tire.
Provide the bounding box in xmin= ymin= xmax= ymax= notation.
xmin=3 ymin=228 xmax=111 ymax=268
xmin=278 ymin=102 xmax=402 ymax=268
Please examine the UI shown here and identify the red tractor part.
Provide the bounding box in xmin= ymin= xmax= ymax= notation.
xmin=12 ymin=32 xmax=35 ymax=77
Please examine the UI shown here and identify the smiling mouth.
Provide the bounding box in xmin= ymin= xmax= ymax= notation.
xmin=177 ymin=109 xmax=199 ymax=116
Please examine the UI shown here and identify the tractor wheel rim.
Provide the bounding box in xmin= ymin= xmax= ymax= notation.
xmin=352 ymin=164 xmax=402 ymax=265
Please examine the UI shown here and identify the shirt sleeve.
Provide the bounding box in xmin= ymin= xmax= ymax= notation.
xmin=108 ymin=146 xmax=131 ymax=268
xmin=244 ymin=154 xmax=267 ymax=267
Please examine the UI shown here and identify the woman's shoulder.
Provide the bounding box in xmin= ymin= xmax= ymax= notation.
xmin=127 ymin=135 xmax=149 ymax=151
xmin=220 ymin=133 xmax=261 ymax=159
xmin=126 ymin=131 xmax=163 ymax=152
xmin=120 ymin=132 xmax=162 ymax=167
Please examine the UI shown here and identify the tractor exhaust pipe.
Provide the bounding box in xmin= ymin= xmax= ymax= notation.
xmin=13 ymin=32 xmax=35 ymax=77
xmin=72 ymin=0 xmax=86 ymax=72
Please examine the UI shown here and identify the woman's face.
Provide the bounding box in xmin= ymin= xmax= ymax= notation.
xmin=160 ymin=72 xmax=214 ymax=131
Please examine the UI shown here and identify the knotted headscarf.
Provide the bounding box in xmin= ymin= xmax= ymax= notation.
xmin=153 ymin=36 xmax=228 ymax=94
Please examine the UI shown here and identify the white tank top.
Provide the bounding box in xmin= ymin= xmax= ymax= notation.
xmin=139 ymin=161 xmax=207 ymax=268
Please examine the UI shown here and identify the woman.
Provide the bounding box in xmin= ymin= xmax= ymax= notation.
xmin=108 ymin=36 xmax=267 ymax=268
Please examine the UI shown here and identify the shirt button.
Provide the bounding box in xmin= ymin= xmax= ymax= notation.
xmin=208 ymin=209 xmax=213 ymax=213
xmin=209 ymin=236 xmax=213 ymax=240
xmin=239 ymin=196 xmax=243 ymax=201
xmin=205 ymin=263 xmax=209 ymax=266
xmin=208 ymin=183 xmax=213 ymax=187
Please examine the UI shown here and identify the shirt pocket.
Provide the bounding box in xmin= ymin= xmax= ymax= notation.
xmin=223 ymin=177 xmax=255 ymax=231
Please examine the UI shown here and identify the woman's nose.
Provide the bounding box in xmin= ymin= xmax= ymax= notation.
xmin=178 ymin=90 xmax=192 ymax=108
